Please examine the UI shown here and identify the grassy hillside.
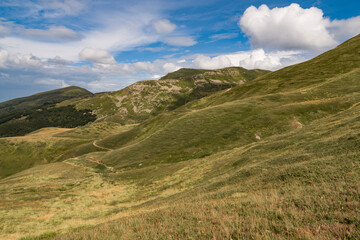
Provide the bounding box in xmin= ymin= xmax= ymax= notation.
xmin=0 ymin=123 xmax=136 ymax=179
xmin=62 ymin=35 xmax=360 ymax=170
xmin=0 ymin=86 xmax=92 ymax=117
xmin=54 ymin=35 xmax=360 ymax=239
xmin=2 ymin=101 xmax=359 ymax=239
xmin=56 ymin=92 xmax=360 ymax=240
xmin=0 ymin=35 xmax=359 ymax=239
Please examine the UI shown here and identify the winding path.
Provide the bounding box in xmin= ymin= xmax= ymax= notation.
xmin=92 ymin=140 xmax=112 ymax=151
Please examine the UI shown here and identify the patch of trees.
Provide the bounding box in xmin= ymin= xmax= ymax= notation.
xmin=0 ymin=105 xmax=96 ymax=137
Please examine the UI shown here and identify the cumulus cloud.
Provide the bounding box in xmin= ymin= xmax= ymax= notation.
xmin=151 ymin=74 xmax=161 ymax=79
xmin=152 ymin=19 xmax=177 ymax=34
xmin=192 ymin=49 xmax=301 ymax=70
xmin=79 ymin=48 xmax=116 ymax=64
xmin=163 ymin=62 xmax=181 ymax=72
xmin=47 ymin=56 xmax=73 ymax=65
xmin=0 ymin=50 xmax=9 ymax=67
xmin=328 ymin=16 xmax=360 ymax=41
xmin=0 ymin=50 xmax=44 ymax=68
xmin=163 ymin=36 xmax=197 ymax=47
xmin=239 ymin=4 xmax=336 ymax=50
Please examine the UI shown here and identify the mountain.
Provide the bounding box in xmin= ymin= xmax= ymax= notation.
xmin=0 ymin=86 xmax=95 ymax=137
xmin=0 ymin=67 xmax=269 ymax=136
xmin=0 ymin=86 xmax=92 ymax=115
xmin=0 ymin=67 xmax=269 ymax=178
xmin=59 ymin=67 xmax=269 ymax=124
xmin=61 ymin=35 xmax=360 ymax=168
xmin=0 ymin=35 xmax=359 ymax=239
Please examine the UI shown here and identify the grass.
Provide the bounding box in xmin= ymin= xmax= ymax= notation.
xmin=0 ymin=123 xmax=135 ymax=179
xmin=0 ymin=130 xmax=88 ymax=179
xmin=54 ymin=95 xmax=360 ymax=239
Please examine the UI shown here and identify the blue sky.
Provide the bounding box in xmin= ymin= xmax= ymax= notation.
xmin=0 ymin=0 xmax=359 ymax=102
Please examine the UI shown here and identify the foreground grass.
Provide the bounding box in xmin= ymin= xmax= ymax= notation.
xmin=57 ymin=183 xmax=359 ymax=240
xmin=7 ymin=100 xmax=359 ymax=240
xmin=51 ymin=100 xmax=360 ymax=240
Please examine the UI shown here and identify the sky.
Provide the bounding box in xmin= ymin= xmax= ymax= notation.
xmin=0 ymin=0 xmax=359 ymax=102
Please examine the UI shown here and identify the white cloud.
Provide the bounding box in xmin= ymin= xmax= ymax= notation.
xmin=163 ymin=62 xmax=181 ymax=72
xmin=133 ymin=61 xmax=158 ymax=73
xmin=163 ymin=36 xmax=197 ymax=46
xmin=79 ymin=48 xmax=116 ymax=64
xmin=192 ymin=49 xmax=301 ymax=70
xmin=35 ymin=78 xmax=69 ymax=88
xmin=23 ymin=25 xmax=81 ymax=42
xmin=0 ymin=50 xmax=44 ymax=68
xmin=328 ymin=16 xmax=360 ymax=41
xmin=0 ymin=25 xmax=10 ymax=37
xmin=239 ymin=4 xmax=336 ymax=50
xmin=152 ymin=19 xmax=177 ymax=34
xmin=47 ymin=56 xmax=73 ymax=65
xmin=38 ymin=0 xmax=87 ymax=18
xmin=0 ymin=50 xmax=9 ymax=67
xmin=193 ymin=55 xmax=231 ymax=69
xmin=0 ymin=2 xmax=199 ymax=65
xmin=210 ymin=33 xmax=238 ymax=40
xmin=0 ymin=19 xmax=81 ymax=42
xmin=151 ymin=74 xmax=161 ymax=79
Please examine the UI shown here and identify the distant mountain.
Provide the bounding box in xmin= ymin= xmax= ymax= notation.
xmin=0 ymin=86 xmax=95 ymax=137
xmin=0 ymin=86 xmax=92 ymax=114
xmin=60 ymin=67 xmax=270 ymax=124
xmin=0 ymin=68 xmax=269 ymax=137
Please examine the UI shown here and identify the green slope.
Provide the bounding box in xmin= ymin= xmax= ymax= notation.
xmin=64 ymin=35 xmax=360 ymax=170
xmin=56 ymin=89 xmax=360 ymax=240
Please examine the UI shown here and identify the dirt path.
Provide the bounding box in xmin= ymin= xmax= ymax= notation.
xmin=92 ymin=140 xmax=112 ymax=151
